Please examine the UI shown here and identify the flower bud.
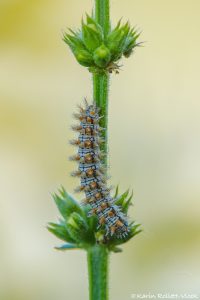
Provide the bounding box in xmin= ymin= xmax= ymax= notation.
xmin=82 ymin=22 xmax=103 ymax=52
xmin=123 ymin=31 xmax=140 ymax=58
xmin=93 ymin=44 xmax=111 ymax=67
xmin=106 ymin=22 xmax=131 ymax=60
xmin=74 ymin=49 xmax=94 ymax=67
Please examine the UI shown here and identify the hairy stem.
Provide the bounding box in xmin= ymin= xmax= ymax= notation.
xmin=94 ymin=0 xmax=110 ymax=36
xmin=87 ymin=245 xmax=109 ymax=300
xmin=87 ymin=1 xmax=110 ymax=300
xmin=93 ymin=73 xmax=109 ymax=165
xmin=93 ymin=0 xmax=110 ymax=166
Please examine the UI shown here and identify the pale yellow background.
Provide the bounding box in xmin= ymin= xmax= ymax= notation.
xmin=0 ymin=0 xmax=200 ymax=299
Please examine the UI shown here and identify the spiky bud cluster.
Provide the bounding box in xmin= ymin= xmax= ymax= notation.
xmin=48 ymin=186 xmax=141 ymax=252
xmin=63 ymin=14 xmax=141 ymax=74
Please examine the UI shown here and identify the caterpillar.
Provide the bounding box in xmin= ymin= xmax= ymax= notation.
xmin=70 ymin=99 xmax=129 ymax=239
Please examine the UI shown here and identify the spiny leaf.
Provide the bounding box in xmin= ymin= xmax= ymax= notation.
xmin=47 ymin=222 xmax=76 ymax=243
xmin=83 ymin=204 xmax=98 ymax=231
xmin=114 ymin=185 xmax=119 ymax=198
xmin=123 ymin=190 xmax=134 ymax=213
xmin=66 ymin=212 xmax=95 ymax=244
xmin=111 ymin=223 xmax=142 ymax=246
xmin=67 ymin=212 xmax=89 ymax=231
xmin=86 ymin=14 xmax=103 ymax=36
xmin=53 ymin=187 xmax=82 ymax=220
xmin=82 ymin=20 xmax=103 ymax=52
xmin=55 ymin=243 xmax=80 ymax=251
xmin=110 ymin=246 xmax=123 ymax=253
xmin=63 ymin=33 xmax=86 ymax=52
xmin=115 ymin=189 xmax=129 ymax=207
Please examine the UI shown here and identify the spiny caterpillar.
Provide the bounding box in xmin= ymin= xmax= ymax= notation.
xmin=70 ymin=99 xmax=129 ymax=239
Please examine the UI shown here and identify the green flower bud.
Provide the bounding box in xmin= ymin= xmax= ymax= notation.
xmin=62 ymin=15 xmax=141 ymax=74
xmin=93 ymin=44 xmax=111 ymax=67
xmin=82 ymin=21 xmax=103 ymax=52
xmin=123 ymin=31 xmax=141 ymax=58
xmin=74 ymin=49 xmax=94 ymax=67
xmin=106 ymin=22 xmax=131 ymax=60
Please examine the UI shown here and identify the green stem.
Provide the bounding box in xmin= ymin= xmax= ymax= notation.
xmin=87 ymin=245 xmax=109 ymax=300
xmin=87 ymin=1 xmax=110 ymax=300
xmin=93 ymin=73 xmax=109 ymax=166
xmin=94 ymin=0 xmax=110 ymax=36
xmin=93 ymin=0 xmax=110 ymax=166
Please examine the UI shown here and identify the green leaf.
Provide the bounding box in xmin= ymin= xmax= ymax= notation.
xmin=125 ymin=223 xmax=142 ymax=242
xmin=110 ymin=246 xmax=122 ymax=253
xmin=55 ymin=243 xmax=80 ymax=251
xmin=83 ymin=204 xmax=98 ymax=231
xmin=106 ymin=22 xmax=131 ymax=60
xmin=63 ymin=32 xmax=86 ymax=52
xmin=123 ymin=190 xmax=133 ymax=213
xmin=86 ymin=14 xmax=103 ymax=36
xmin=47 ymin=222 xmax=76 ymax=243
xmin=123 ymin=29 xmax=141 ymax=57
xmin=52 ymin=187 xmax=82 ymax=220
xmin=67 ymin=212 xmax=89 ymax=231
xmin=114 ymin=185 xmax=119 ymax=198
xmin=110 ymin=223 xmax=142 ymax=246
xmin=82 ymin=21 xmax=103 ymax=52
xmin=115 ymin=189 xmax=129 ymax=207
xmin=66 ymin=212 xmax=95 ymax=244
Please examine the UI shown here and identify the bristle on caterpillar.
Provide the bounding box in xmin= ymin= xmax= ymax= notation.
xmin=70 ymin=100 xmax=129 ymax=239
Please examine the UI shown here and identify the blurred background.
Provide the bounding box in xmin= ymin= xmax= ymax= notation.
xmin=0 ymin=0 xmax=200 ymax=299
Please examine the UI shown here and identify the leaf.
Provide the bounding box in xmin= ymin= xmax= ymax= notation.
xmin=47 ymin=222 xmax=76 ymax=243
xmin=124 ymin=223 xmax=142 ymax=242
xmin=114 ymin=185 xmax=119 ymax=198
xmin=53 ymin=187 xmax=82 ymax=220
xmin=55 ymin=243 xmax=80 ymax=251
xmin=67 ymin=212 xmax=89 ymax=231
xmin=66 ymin=212 xmax=95 ymax=244
xmin=106 ymin=22 xmax=131 ymax=60
xmin=123 ymin=190 xmax=134 ymax=213
xmin=82 ymin=21 xmax=103 ymax=52
xmin=86 ymin=14 xmax=103 ymax=36
xmin=83 ymin=204 xmax=98 ymax=231
xmin=115 ymin=189 xmax=129 ymax=207
xmin=110 ymin=246 xmax=123 ymax=253
xmin=63 ymin=32 xmax=86 ymax=52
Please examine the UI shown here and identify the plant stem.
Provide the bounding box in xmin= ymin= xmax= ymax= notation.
xmin=87 ymin=1 xmax=110 ymax=300
xmin=94 ymin=0 xmax=110 ymax=36
xmin=93 ymin=0 xmax=110 ymax=166
xmin=93 ymin=73 xmax=109 ymax=166
xmin=87 ymin=245 xmax=109 ymax=300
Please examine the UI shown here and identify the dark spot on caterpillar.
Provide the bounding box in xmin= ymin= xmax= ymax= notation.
xmin=70 ymin=99 xmax=129 ymax=239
